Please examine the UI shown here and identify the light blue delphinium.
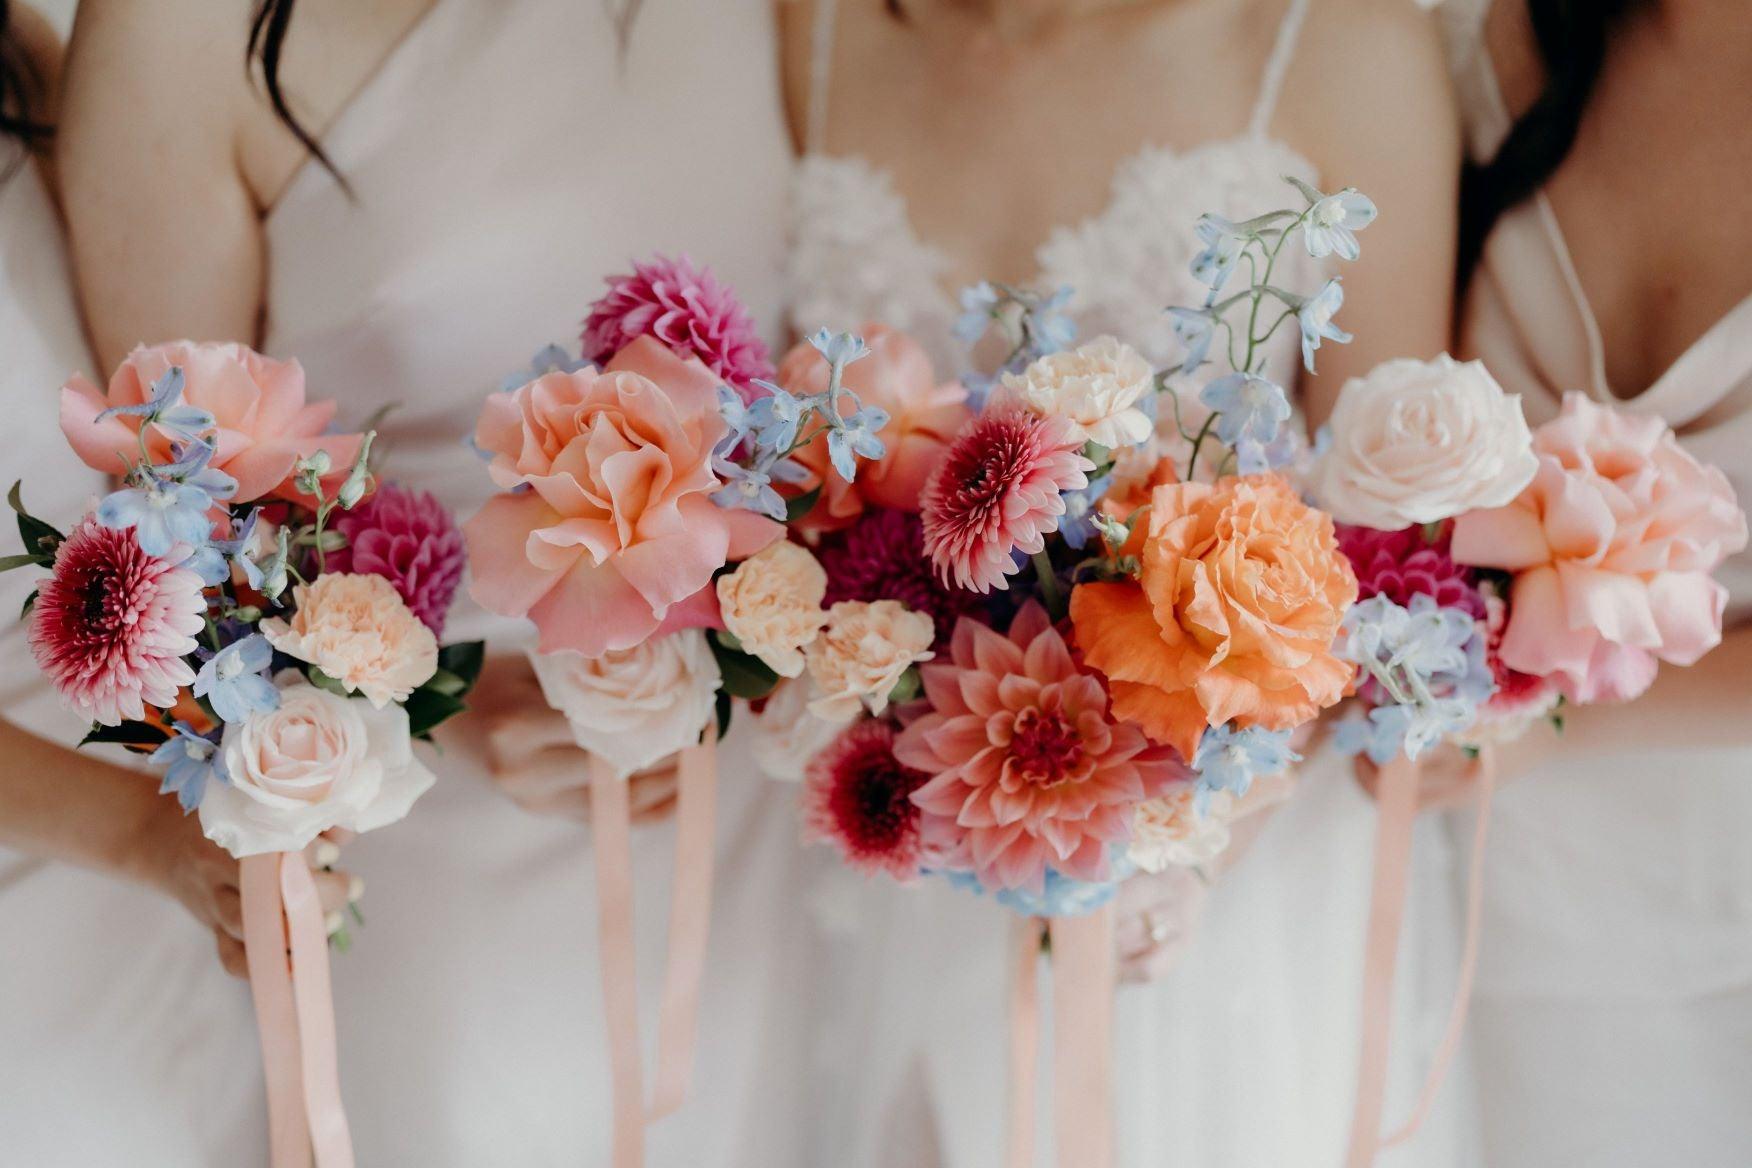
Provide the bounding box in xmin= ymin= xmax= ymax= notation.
xmin=154 ymin=439 xmax=239 ymax=502
xmin=180 ymin=507 xmax=259 ymax=586
xmin=943 ymin=858 xmax=1132 ymax=918
xmin=809 ymin=328 xmax=870 ymax=369
xmin=715 ymin=384 xmax=754 ymax=449
xmin=194 ymin=633 xmax=279 ymax=724
xmin=149 ymin=722 xmax=229 ymax=813
xmin=1200 ymin=371 xmax=1291 ymax=449
xmin=1167 ymin=306 xmax=1216 ymax=374
xmin=1297 ymin=278 xmax=1353 ymax=372
xmin=1192 ymin=724 xmax=1301 ymax=813
xmin=96 ymin=366 xmax=215 ymax=441
xmin=500 ymin=343 xmax=586 ymax=392
xmin=1335 ymin=594 xmax=1495 ymax=762
xmin=745 ymin=383 xmax=807 ymax=451
xmin=1190 ymin=214 xmax=1248 ymax=292
xmin=1027 ymin=286 xmax=1078 ymax=356
xmin=954 ymin=281 xmax=1003 ymax=345
xmin=1291 ymin=180 xmax=1378 ymax=262
xmin=710 ymin=455 xmax=805 ymax=523
xmin=97 ymin=477 xmax=216 ymax=560
xmin=1057 ymin=472 xmax=1115 ymax=551
xmin=245 ymin=526 xmax=293 ymax=603
xmin=826 ymin=405 xmax=889 ymax=481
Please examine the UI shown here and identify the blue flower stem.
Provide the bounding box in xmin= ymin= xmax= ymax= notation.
xmin=1032 ymin=550 xmax=1066 ymax=620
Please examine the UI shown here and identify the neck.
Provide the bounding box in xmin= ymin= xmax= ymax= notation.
xmin=927 ymin=0 xmax=1165 ymax=40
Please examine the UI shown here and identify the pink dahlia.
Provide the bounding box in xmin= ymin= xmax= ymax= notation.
xmin=817 ymin=508 xmax=981 ymax=647
xmin=804 ymin=719 xmax=937 ymax=881
xmin=896 ymin=603 xmax=1186 ymax=893
xmin=580 ymin=255 xmax=774 ymax=394
xmin=328 ymin=484 xmax=466 ymax=635
xmin=29 ymin=517 xmax=206 ymax=726
xmin=1335 ymin=522 xmax=1485 ymax=619
xmin=920 ymin=405 xmax=1092 ymax=593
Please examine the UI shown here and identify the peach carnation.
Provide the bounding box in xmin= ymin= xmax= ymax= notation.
xmin=61 ymin=341 xmax=362 ymax=503
xmin=716 ymin=541 xmax=829 ymax=678
xmin=464 ymin=336 xmax=782 ymax=656
xmin=262 ymin=573 xmax=438 ymax=708
xmin=1127 ymin=787 xmax=1234 ymax=873
xmin=803 ymin=599 xmax=935 ymax=722
xmin=1071 ymin=474 xmax=1357 ymax=761
xmin=1003 ymin=335 xmax=1154 ymax=449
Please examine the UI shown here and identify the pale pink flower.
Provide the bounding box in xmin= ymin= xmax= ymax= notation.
xmin=29 ymin=517 xmax=205 ymax=726
xmin=262 ymin=573 xmax=438 ymax=708
xmin=1002 ymin=336 xmax=1154 ymax=449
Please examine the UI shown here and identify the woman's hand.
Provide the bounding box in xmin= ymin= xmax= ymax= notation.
xmin=1114 ymin=866 xmax=1210 ymax=984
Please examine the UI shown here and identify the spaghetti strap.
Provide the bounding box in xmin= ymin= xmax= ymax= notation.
xmin=806 ymin=0 xmax=841 ymax=154
xmin=1248 ymin=0 xmax=1313 ymax=139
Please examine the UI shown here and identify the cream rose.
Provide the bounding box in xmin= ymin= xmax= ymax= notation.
xmin=716 ymin=541 xmax=829 ymax=678
xmin=1127 ymin=788 xmax=1235 ymax=873
xmin=1310 ymin=355 xmax=1538 ymax=530
xmin=262 ymin=573 xmax=438 ymax=708
xmin=200 ymin=674 xmax=436 ymax=857
xmin=527 ymin=629 xmax=720 ymax=779
xmin=746 ymin=677 xmax=845 ymax=781
xmin=804 ymin=600 xmax=934 ymax=722
xmin=1004 ymin=335 xmax=1154 ymax=449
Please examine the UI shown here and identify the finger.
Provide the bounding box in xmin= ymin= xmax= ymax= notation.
xmin=214 ymin=885 xmax=245 ymax=942
xmin=216 ymin=931 xmax=249 ymax=979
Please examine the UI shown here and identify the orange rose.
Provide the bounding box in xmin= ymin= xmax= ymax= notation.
xmin=1070 ymin=474 xmax=1357 ymax=761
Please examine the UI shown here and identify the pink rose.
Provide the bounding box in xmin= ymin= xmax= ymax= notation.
xmin=1452 ymin=393 xmax=1748 ymax=703
xmin=61 ymin=341 xmax=362 ymax=503
xmin=779 ymin=325 xmax=972 ymax=532
xmin=465 ymin=336 xmax=781 ymax=656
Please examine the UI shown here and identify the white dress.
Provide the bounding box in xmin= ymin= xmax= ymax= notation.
xmin=1448 ymin=3 xmax=1752 ymax=1164
xmin=788 ymin=1 xmax=1476 ymax=1164
xmin=257 ymin=2 xmax=805 ymax=1164
xmin=0 ymin=163 xmax=266 ymax=1163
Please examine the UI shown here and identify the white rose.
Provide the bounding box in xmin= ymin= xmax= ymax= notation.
xmin=200 ymin=673 xmax=436 ymax=857
xmin=1309 ymin=355 xmax=1538 ymax=530
xmin=1004 ymin=335 xmax=1154 ymax=449
xmin=527 ymin=629 xmax=720 ymax=780
xmin=746 ymin=678 xmax=845 ymax=781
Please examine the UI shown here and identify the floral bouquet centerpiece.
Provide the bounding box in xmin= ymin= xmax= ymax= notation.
xmin=6 ymin=341 xmax=480 ymax=1168
xmin=1302 ymin=347 xmax=1747 ymax=1164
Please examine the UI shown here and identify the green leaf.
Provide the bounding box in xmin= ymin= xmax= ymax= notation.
xmin=405 ymin=688 xmax=467 ymax=739
xmin=0 ymin=552 xmax=43 ymax=573
xmin=79 ymin=721 xmax=170 ymax=750
xmin=784 ymin=485 xmax=823 ymax=524
xmin=306 ymin=668 xmax=351 ymax=696
xmin=421 ymin=668 xmax=469 ymax=697
xmin=714 ymin=689 xmax=733 ymax=741
xmin=20 ymin=589 xmax=37 ymax=619
xmin=436 ymin=641 xmax=485 ymax=690
xmin=9 ymin=480 xmax=64 ymax=560
xmin=708 ymin=635 xmax=780 ymax=701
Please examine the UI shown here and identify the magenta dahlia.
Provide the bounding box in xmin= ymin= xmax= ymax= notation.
xmin=817 ymin=508 xmax=981 ymax=647
xmin=920 ymin=406 xmax=1091 ymax=593
xmin=1335 ymin=522 xmax=1486 ymax=620
xmin=328 ymin=484 xmax=466 ymax=635
xmin=804 ymin=719 xmax=937 ymax=882
xmin=580 ymin=255 xmax=774 ymax=393
xmin=29 ymin=517 xmax=206 ymax=726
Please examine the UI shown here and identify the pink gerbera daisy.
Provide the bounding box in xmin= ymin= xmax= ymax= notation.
xmin=920 ymin=405 xmax=1091 ymax=593
xmin=328 ymin=484 xmax=466 ymax=635
xmin=896 ymin=602 xmax=1186 ymax=893
xmin=29 ymin=517 xmax=206 ymax=726
xmin=580 ymin=254 xmax=774 ymax=393
xmin=804 ymin=719 xmax=938 ymax=881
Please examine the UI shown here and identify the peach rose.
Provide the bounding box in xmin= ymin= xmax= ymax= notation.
xmin=1451 ymin=392 xmax=1747 ymax=703
xmin=61 ymin=341 xmax=362 ymax=503
xmin=465 ymin=337 xmax=781 ymax=656
xmin=1071 ymin=474 xmax=1358 ymax=761
xmin=804 ymin=599 xmax=935 ymax=722
xmin=201 ymin=673 xmax=436 ymax=857
xmin=1003 ymin=335 xmax=1154 ymax=449
xmin=716 ymin=540 xmax=829 ymax=677
xmin=262 ymin=573 xmax=438 ymax=708
xmin=779 ymin=325 xmax=972 ymax=532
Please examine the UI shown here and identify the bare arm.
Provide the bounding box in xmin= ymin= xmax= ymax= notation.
xmin=1283 ymin=0 xmax=1461 ymax=426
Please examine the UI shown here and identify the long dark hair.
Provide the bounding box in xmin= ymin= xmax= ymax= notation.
xmin=0 ymin=0 xmax=50 ymax=165
xmin=248 ymin=0 xmax=349 ymax=191
xmin=1457 ymin=0 xmax=1650 ymax=284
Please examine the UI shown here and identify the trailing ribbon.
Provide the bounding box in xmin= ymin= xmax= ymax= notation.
xmin=1006 ymin=905 xmax=1118 ymax=1168
xmin=240 ymin=852 xmax=355 ymax=1168
xmin=589 ymin=732 xmax=719 ymax=1168
xmin=1345 ymin=747 xmax=1497 ymax=1167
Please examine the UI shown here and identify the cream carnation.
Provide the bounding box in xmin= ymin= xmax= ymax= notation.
xmin=200 ymin=673 xmax=436 ymax=857
xmin=527 ymin=629 xmax=720 ymax=779
xmin=1127 ymin=787 xmax=1235 ymax=873
xmin=804 ymin=600 xmax=934 ymax=722
xmin=716 ymin=541 xmax=829 ymax=678
xmin=1003 ymin=335 xmax=1154 ymax=449
xmin=1310 ymin=355 xmax=1538 ymax=530
xmin=262 ymin=573 xmax=439 ymax=708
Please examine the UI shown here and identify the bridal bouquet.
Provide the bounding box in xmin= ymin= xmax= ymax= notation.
xmin=7 ymin=341 xmax=479 ymax=1168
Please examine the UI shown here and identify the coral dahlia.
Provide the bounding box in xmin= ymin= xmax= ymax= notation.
xmin=29 ymin=517 xmax=206 ymax=726
xmin=804 ymin=719 xmax=937 ymax=881
xmin=580 ymin=255 xmax=774 ymax=393
xmin=920 ymin=405 xmax=1091 ymax=593
xmin=897 ymin=603 xmax=1186 ymax=893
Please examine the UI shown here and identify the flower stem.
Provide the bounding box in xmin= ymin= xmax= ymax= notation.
xmin=1033 ymin=550 xmax=1066 ymax=619
xmin=1183 ymin=411 xmax=1219 ymax=481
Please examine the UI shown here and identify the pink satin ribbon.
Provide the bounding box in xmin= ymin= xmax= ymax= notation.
xmin=588 ymin=734 xmax=719 ymax=1168
xmin=1346 ymin=748 xmax=1497 ymax=1167
xmin=240 ymin=851 xmax=354 ymax=1168
xmin=1006 ymin=907 xmax=1117 ymax=1168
